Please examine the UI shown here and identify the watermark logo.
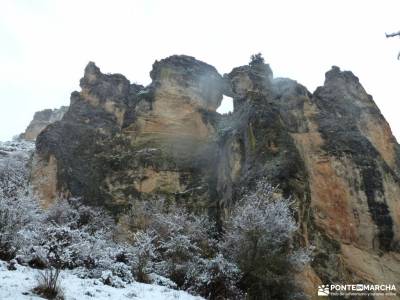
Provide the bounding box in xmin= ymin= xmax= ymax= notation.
xmin=317 ymin=285 xmax=330 ymax=296
xmin=317 ymin=283 xmax=397 ymax=297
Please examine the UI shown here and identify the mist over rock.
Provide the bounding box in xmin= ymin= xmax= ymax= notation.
xmin=24 ymin=55 xmax=400 ymax=298
xmin=33 ymin=56 xmax=222 ymax=213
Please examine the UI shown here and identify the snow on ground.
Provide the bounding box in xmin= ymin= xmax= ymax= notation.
xmin=0 ymin=140 xmax=35 ymax=153
xmin=0 ymin=261 xmax=204 ymax=300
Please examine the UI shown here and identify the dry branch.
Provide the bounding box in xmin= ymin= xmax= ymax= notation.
xmin=386 ymin=31 xmax=400 ymax=38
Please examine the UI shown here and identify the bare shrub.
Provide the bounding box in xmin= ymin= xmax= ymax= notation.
xmin=33 ymin=268 xmax=64 ymax=300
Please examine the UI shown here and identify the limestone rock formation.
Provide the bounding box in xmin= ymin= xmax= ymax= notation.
xmin=22 ymin=106 xmax=68 ymax=141
xmin=33 ymin=56 xmax=223 ymax=212
xmin=218 ymin=62 xmax=400 ymax=298
xmin=27 ymin=55 xmax=400 ymax=298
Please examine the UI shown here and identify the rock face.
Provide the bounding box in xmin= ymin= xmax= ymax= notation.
xmin=33 ymin=56 xmax=223 ymax=212
xmin=218 ymin=63 xmax=400 ymax=298
xmin=29 ymin=55 xmax=400 ymax=298
xmin=22 ymin=106 xmax=68 ymax=141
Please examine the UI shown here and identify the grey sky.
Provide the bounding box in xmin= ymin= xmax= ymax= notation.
xmin=1 ymin=0 xmax=400 ymax=141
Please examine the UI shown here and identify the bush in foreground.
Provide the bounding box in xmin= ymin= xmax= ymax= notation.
xmin=33 ymin=268 xmax=64 ymax=300
xmin=222 ymin=181 xmax=310 ymax=300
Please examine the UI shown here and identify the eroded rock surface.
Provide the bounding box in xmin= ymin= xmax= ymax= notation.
xmin=218 ymin=62 xmax=400 ymax=298
xmin=22 ymin=106 xmax=68 ymax=141
xmin=33 ymin=55 xmax=223 ymax=214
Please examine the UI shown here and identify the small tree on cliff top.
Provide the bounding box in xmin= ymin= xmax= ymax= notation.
xmin=249 ymin=53 xmax=265 ymax=66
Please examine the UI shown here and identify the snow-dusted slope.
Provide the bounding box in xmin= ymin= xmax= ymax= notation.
xmin=0 ymin=261 xmax=204 ymax=300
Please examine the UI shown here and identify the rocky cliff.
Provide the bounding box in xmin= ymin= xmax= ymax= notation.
xmin=28 ymin=55 xmax=400 ymax=298
xmin=33 ymin=56 xmax=223 ymax=213
xmin=22 ymin=106 xmax=68 ymax=141
xmin=217 ymin=63 xmax=400 ymax=298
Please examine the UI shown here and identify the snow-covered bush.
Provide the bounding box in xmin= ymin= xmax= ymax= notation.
xmin=122 ymin=200 xmax=245 ymax=298
xmin=184 ymin=254 xmax=243 ymax=300
xmin=222 ymin=180 xmax=310 ymax=300
xmin=123 ymin=201 xmax=246 ymax=298
xmin=19 ymin=223 xmax=97 ymax=268
xmin=131 ymin=231 xmax=157 ymax=283
xmin=148 ymin=273 xmax=177 ymax=289
xmin=290 ymin=248 xmax=313 ymax=272
xmin=121 ymin=199 xmax=216 ymax=285
xmin=0 ymin=141 xmax=33 ymax=200
xmin=45 ymin=198 xmax=115 ymax=235
xmin=0 ymin=141 xmax=40 ymax=260
xmin=100 ymin=269 xmax=127 ymax=288
xmin=109 ymin=262 xmax=134 ymax=284
xmin=15 ymin=198 xmax=138 ymax=284
xmin=0 ymin=196 xmax=38 ymax=260
xmin=151 ymin=208 xmax=217 ymax=286
xmin=124 ymin=198 xmax=165 ymax=232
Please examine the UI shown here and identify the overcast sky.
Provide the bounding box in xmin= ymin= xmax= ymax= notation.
xmin=1 ymin=0 xmax=400 ymax=141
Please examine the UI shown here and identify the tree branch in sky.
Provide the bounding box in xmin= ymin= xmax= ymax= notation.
xmin=385 ymin=31 xmax=400 ymax=38
xmin=386 ymin=31 xmax=400 ymax=59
